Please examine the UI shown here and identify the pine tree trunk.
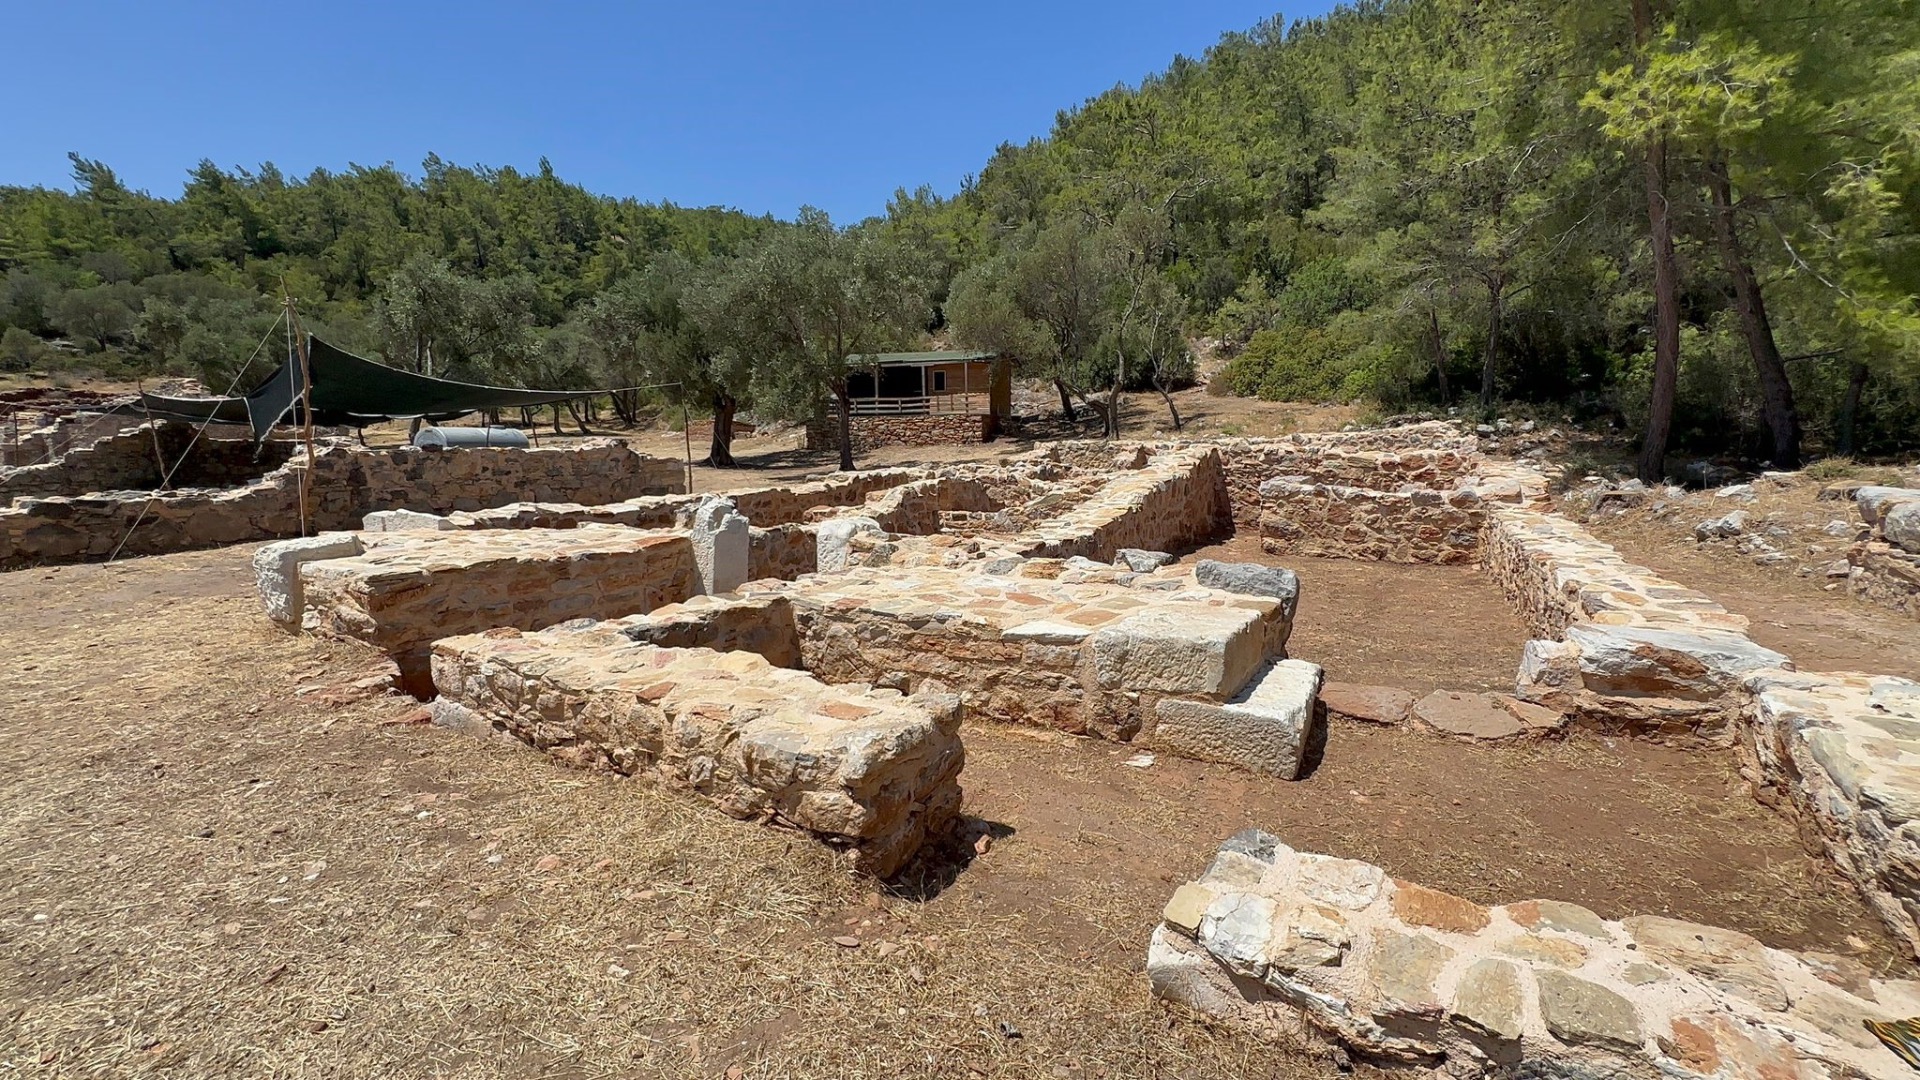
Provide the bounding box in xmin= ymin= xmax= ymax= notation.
xmin=1479 ymin=281 xmax=1504 ymax=413
xmin=1637 ymin=137 xmax=1681 ymax=484
xmin=1428 ymin=307 xmax=1450 ymax=405
xmin=1633 ymin=0 xmax=1681 ymax=485
xmin=1054 ymin=377 xmax=1077 ymax=422
xmin=1837 ymin=361 xmax=1868 ymax=457
xmin=1706 ymin=159 xmax=1801 ymax=469
xmin=707 ymin=393 xmax=737 ymax=467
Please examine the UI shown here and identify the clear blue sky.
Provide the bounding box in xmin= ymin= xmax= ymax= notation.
xmin=2 ymin=1 xmax=1335 ymax=223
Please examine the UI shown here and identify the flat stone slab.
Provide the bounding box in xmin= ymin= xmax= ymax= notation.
xmin=1320 ymin=682 xmax=1414 ymax=725
xmin=430 ymin=625 xmax=964 ymax=877
xmin=1412 ymin=690 xmax=1525 ymax=741
xmin=1149 ymin=659 xmax=1324 ymax=778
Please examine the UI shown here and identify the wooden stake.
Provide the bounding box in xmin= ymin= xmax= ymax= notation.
xmin=284 ymin=293 xmax=318 ymax=537
xmin=682 ymin=393 xmax=694 ymax=493
xmin=136 ymin=378 xmax=173 ymax=491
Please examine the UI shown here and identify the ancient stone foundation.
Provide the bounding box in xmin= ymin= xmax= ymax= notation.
xmin=0 ymin=440 xmax=684 ymax=565
xmin=430 ymin=623 xmax=964 ymax=877
xmin=1150 ymin=832 xmax=1920 ymax=1080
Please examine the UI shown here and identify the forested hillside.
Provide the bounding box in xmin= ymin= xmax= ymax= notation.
xmin=3 ymin=0 xmax=1918 ymax=476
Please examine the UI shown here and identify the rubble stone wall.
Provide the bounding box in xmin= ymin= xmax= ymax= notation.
xmin=0 ymin=410 xmax=148 ymax=468
xmin=1014 ymin=447 xmax=1229 ymax=562
xmin=294 ymin=526 xmax=699 ymax=681
xmin=1846 ymin=543 xmax=1920 ymax=619
xmin=861 ymin=475 xmax=1003 ymax=535
xmin=422 ymin=469 xmax=918 ymax=533
xmin=0 ymin=423 xmax=290 ymax=504
xmin=748 ymin=523 xmax=818 ymax=582
xmin=0 ymin=440 xmax=683 ymax=565
xmin=1257 ymin=479 xmax=1486 ymax=564
xmin=429 ymin=624 xmax=965 ymax=877
xmin=1150 ymin=832 xmax=1920 ymax=1079
xmin=765 ymin=562 xmax=1293 ymax=741
xmin=1482 ymin=505 xmax=1789 ymax=742
xmin=1742 ymin=669 xmax=1920 ymax=957
xmin=804 ymin=414 xmax=994 ymax=452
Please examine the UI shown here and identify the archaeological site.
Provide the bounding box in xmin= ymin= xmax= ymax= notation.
xmin=8 ymin=399 xmax=1920 ymax=1080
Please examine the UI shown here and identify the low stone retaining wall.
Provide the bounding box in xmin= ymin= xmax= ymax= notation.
xmin=1 ymin=410 xmax=148 ymax=468
xmin=1149 ymin=832 xmax=1920 ymax=1078
xmin=1014 ymin=447 xmax=1228 ymax=562
xmin=429 ymin=624 xmax=965 ymax=877
xmin=386 ymin=468 xmax=919 ymax=534
xmin=1258 ymin=480 xmax=1487 ymax=564
xmin=1743 ymin=669 xmax=1920 ymax=956
xmin=1484 ymin=506 xmax=1789 ymax=742
xmin=263 ymin=525 xmax=700 ymax=686
xmin=0 ymin=423 xmax=293 ymax=505
xmin=804 ymin=413 xmax=995 ymax=452
xmin=749 ymin=523 xmax=818 ymax=582
xmin=1220 ymin=440 xmax=1479 ymax=527
xmin=0 ymin=441 xmax=685 ymax=566
xmin=860 ymin=475 xmax=1002 ymax=535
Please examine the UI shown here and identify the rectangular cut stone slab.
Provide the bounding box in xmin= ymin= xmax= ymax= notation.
xmin=429 ymin=626 xmax=963 ymax=877
xmin=253 ymin=533 xmax=364 ymax=628
xmin=1149 ymin=659 xmax=1323 ymax=778
xmin=1093 ymin=606 xmax=1270 ymax=697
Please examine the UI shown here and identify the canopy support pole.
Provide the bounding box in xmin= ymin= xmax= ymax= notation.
xmin=284 ymin=291 xmax=317 ymax=537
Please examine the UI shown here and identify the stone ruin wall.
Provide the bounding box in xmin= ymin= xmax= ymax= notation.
xmin=0 ymin=409 xmax=148 ymax=468
xmin=291 ymin=526 xmax=701 ymax=685
xmin=1150 ymin=830 xmax=1920 ymax=1080
xmin=1845 ymin=486 xmax=1920 ymax=620
xmin=0 ymin=440 xmax=685 ymax=565
xmin=0 ymin=422 xmax=292 ymax=505
xmin=1012 ymin=447 xmax=1230 ymax=562
xmin=429 ymin=624 xmax=964 ymax=878
xmin=1257 ymin=480 xmax=1488 ymax=565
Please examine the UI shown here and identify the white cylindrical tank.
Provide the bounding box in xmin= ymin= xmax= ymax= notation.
xmin=412 ymin=426 xmax=531 ymax=449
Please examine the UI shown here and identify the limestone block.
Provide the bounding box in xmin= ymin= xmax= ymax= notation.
xmin=1094 ymin=606 xmax=1270 ymax=698
xmin=1566 ymin=623 xmax=1790 ymax=700
xmin=1886 ymin=501 xmax=1920 ymax=555
xmin=362 ymin=509 xmax=455 ymax=532
xmin=816 ymin=516 xmax=885 ymax=573
xmin=1114 ymin=548 xmax=1173 ymax=572
xmin=1536 ymin=969 xmax=1644 ymax=1050
xmin=1194 ymin=560 xmax=1301 ymax=619
xmin=1148 ymin=659 xmax=1323 ymax=778
xmin=690 ymin=496 xmax=750 ymax=595
xmin=1858 ymin=486 xmax=1920 ymax=527
xmin=1694 ymin=509 xmax=1749 ymax=540
xmin=252 ymin=532 xmax=364 ymax=628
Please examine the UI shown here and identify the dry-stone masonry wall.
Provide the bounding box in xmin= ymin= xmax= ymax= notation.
xmin=267 ymin=525 xmax=700 ymax=684
xmin=1743 ymin=669 xmax=1920 ymax=956
xmin=0 ymin=440 xmax=683 ymax=565
xmin=803 ymin=413 xmax=994 ymax=452
xmin=1012 ymin=447 xmax=1228 ymax=561
xmin=1258 ymin=480 xmax=1489 ymax=564
xmin=1 ymin=410 xmax=153 ymax=468
xmin=1483 ymin=505 xmax=1789 ymax=742
xmin=1844 ymin=487 xmax=1920 ymax=619
xmin=429 ymin=623 xmax=964 ymax=876
xmin=0 ymin=423 xmax=292 ymax=505
xmin=1150 ymin=832 xmax=1920 ymax=1079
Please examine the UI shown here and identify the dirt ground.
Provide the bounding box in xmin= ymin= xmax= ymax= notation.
xmin=1575 ymin=477 xmax=1920 ymax=680
xmin=1188 ymin=532 xmax=1531 ymax=694
xmin=3 ymin=542 xmax=1908 ymax=1078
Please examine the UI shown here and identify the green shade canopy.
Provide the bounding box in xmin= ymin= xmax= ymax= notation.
xmin=121 ymin=335 xmax=598 ymax=443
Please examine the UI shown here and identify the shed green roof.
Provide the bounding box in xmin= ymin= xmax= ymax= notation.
xmin=845 ymin=350 xmax=998 ymax=368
